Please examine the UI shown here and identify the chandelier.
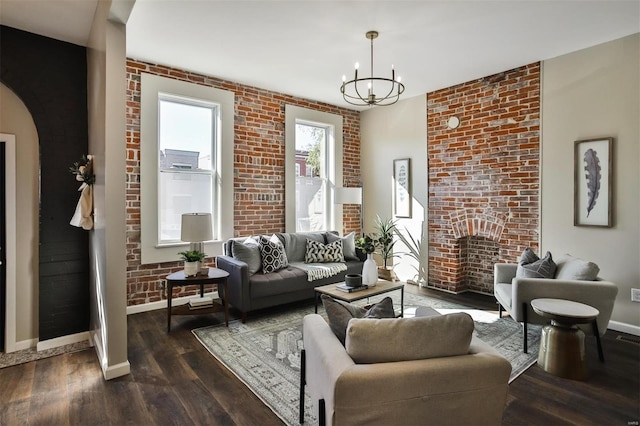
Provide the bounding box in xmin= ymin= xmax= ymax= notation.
xmin=340 ymin=31 xmax=405 ymax=107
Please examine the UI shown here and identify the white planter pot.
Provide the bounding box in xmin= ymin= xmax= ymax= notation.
xmin=184 ymin=261 xmax=199 ymax=277
xmin=362 ymin=254 xmax=378 ymax=286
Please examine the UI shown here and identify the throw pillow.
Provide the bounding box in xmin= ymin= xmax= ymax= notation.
xmin=305 ymin=239 xmax=345 ymax=263
xmin=555 ymin=254 xmax=600 ymax=280
xmin=516 ymin=248 xmax=556 ymax=279
xmin=321 ymin=294 xmax=395 ymax=345
xmin=346 ymin=313 xmax=474 ymax=364
xmin=230 ymin=237 xmax=261 ymax=275
xmin=259 ymin=234 xmax=289 ymax=274
xmin=325 ymin=232 xmax=358 ymax=261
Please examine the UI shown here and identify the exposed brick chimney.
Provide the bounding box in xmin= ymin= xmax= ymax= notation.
xmin=427 ymin=63 xmax=541 ymax=294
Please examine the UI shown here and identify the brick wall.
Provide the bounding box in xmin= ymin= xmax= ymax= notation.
xmin=125 ymin=59 xmax=361 ymax=306
xmin=427 ymin=63 xmax=541 ymax=293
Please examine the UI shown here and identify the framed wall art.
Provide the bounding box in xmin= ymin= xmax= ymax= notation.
xmin=574 ymin=137 xmax=613 ymax=227
xmin=393 ymin=158 xmax=412 ymax=218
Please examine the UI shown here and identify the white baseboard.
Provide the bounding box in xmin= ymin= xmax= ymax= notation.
xmin=126 ymin=291 xmax=219 ymax=315
xmin=103 ymin=360 xmax=131 ymax=380
xmin=608 ymin=320 xmax=640 ymax=337
xmin=36 ymin=331 xmax=91 ymax=351
xmin=14 ymin=338 xmax=38 ymax=351
xmin=90 ymin=330 xmax=130 ymax=380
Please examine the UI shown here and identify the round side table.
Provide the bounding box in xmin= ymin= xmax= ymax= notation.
xmin=531 ymin=298 xmax=599 ymax=380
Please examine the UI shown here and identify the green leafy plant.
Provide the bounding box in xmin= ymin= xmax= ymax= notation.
xmin=394 ymin=225 xmax=427 ymax=286
xmin=178 ymin=250 xmax=206 ymax=262
xmin=355 ymin=235 xmax=376 ymax=255
xmin=374 ymin=216 xmax=397 ymax=269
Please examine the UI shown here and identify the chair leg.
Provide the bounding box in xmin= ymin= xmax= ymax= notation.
xmin=498 ymin=302 xmax=503 ymax=318
xmin=522 ymin=302 xmax=528 ymax=354
xmin=299 ymin=349 xmax=306 ymax=423
xmin=592 ymin=320 xmax=604 ymax=362
xmin=319 ymin=399 xmax=326 ymax=426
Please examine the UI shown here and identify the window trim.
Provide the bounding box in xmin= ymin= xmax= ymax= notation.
xmin=284 ymin=105 xmax=343 ymax=233
xmin=140 ymin=73 xmax=234 ymax=264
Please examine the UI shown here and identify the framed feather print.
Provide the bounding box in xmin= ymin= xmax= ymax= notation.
xmin=574 ymin=138 xmax=613 ymax=227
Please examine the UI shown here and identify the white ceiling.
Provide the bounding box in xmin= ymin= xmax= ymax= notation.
xmin=2 ymin=1 xmax=639 ymax=110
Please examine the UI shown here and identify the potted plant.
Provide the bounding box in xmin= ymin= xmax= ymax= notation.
xmin=178 ymin=250 xmax=206 ymax=277
xmin=374 ymin=216 xmax=397 ymax=281
xmin=394 ymin=225 xmax=427 ymax=286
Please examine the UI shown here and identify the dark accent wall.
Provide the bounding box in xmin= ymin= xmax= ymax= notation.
xmin=0 ymin=26 xmax=90 ymax=340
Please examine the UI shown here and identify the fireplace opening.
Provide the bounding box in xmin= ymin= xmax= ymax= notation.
xmin=459 ymin=236 xmax=500 ymax=294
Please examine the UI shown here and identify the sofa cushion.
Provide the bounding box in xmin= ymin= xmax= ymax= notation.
xmin=259 ymin=235 xmax=289 ymax=274
xmin=346 ymin=312 xmax=474 ymax=364
xmin=230 ymin=237 xmax=261 ymax=275
xmin=321 ymin=294 xmax=395 ymax=345
xmin=555 ymin=254 xmax=600 ymax=280
xmin=280 ymin=232 xmax=325 ymax=263
xmin=304 ymin=239 xmax=344 ymax=263
xmin=516 ymin=248 xmax=556 ymax=279
xmin=325 ymin=232 xmax=358 ymax=261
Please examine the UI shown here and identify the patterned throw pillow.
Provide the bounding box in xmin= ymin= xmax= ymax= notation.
xmin=325 ymin=232 xmax=358 ymax=261
xmin=304 ymin=239 xmax=344 ymax=263
xmin=516 ymin=248 xmax=556 ymax=279
xmin=259 ymin=234 xmax=289 ymax=274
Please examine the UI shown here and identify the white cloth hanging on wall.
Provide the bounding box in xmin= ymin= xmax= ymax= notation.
xmin=70 ymin=183 xmax=93 ymax=230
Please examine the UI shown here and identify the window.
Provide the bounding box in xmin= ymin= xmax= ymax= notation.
xmin=295 ymin=122 xmax=330 ymax=231
xmin=284 ymin=105 xmax=343 ymax=233
xmin=141 ymin=73 xmax=234 ymax=264
xmin=158 ymin=96 xmax=217 ymax=244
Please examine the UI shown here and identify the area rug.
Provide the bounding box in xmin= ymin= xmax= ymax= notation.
xmin=193 ymin=292 xmax=540 ymax=426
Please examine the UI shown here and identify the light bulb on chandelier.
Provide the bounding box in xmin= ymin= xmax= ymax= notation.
xmin=340 ymin=31 xmax=405 ymax=107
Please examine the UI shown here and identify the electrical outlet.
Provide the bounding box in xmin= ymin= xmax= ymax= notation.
xmin=631 ymin=288 xmax=640 ymax=303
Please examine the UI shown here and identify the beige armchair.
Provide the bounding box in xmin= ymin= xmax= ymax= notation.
xmin=300 ymin=313 xmax=511 ymax=426
xmin=494 ymin=260 xmax=618 ymax=357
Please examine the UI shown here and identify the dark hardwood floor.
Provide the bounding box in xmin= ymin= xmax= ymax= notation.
xmin=1 ymin=285 xmax=638 ymax=425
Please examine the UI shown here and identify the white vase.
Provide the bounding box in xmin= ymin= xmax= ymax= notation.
xmin=362 ymin=254 xmax=378 ymax=286
xmin=184 ymin=261 xmax=199 ymax=277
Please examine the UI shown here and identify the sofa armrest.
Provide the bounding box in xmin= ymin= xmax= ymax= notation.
xmin=303 ymin=314 xmax=355 ymax=422
xmin=511 ymin=277 xmax=618 ymax=333
xmin=216 ymin=255 xmax=251 ymax=313
xmin=334 ymin=352 xmax=511 ymax=425
xmin=494 ymin=263 xmax=517 ymax=285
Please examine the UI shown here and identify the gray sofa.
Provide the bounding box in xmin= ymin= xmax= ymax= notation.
xmin=217 ymin=231 xmax=365 ymax=322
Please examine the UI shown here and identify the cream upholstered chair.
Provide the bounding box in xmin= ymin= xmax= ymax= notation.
xmin=493 ymin=254 xmax=618 ymax=357
xmin=300 ymin=312 xmax=511 ymax=426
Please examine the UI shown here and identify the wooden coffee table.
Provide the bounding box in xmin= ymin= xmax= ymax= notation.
xmin=314 ymin=280 xmax=405 ymax=317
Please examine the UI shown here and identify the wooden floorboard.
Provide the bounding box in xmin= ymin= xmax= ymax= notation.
xmin=0 ymin=285 xmax=637 ymax=425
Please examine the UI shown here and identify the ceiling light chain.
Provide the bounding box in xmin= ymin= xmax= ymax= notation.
xmin=340 ymin=30 xmax=405 ymax=107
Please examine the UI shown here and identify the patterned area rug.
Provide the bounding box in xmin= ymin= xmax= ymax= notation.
xmin=193 ymin=292 xmax=540 ymax=426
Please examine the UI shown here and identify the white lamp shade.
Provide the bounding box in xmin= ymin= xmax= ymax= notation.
xmin=181 ymin=213 xmax=213 ymax=242
xmin=335 ymin=187 xmax=362 ymax=205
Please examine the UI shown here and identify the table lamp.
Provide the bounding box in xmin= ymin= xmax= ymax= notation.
xmin=181 ymin=212 xmax=213 ymax=254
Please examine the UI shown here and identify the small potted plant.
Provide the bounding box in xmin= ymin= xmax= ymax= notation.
xmin=178 ymin=250 xmax=206 ymax=277
xmin=374 ymin=216 xmax=397 ymax=281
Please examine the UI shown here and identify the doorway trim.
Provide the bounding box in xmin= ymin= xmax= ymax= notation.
xmin=1 ymin=134 xmax=17 ymax=353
